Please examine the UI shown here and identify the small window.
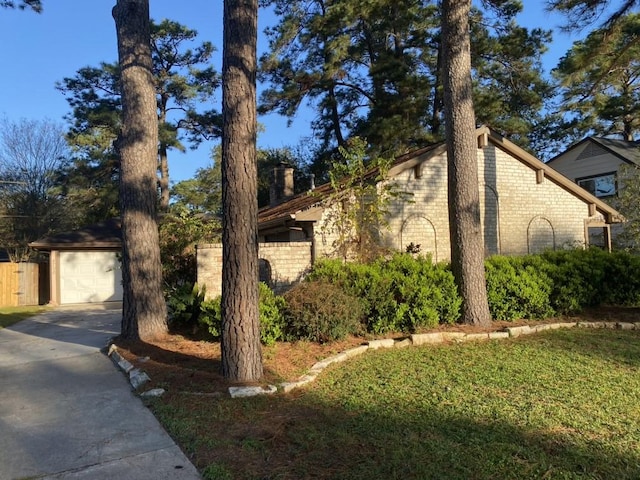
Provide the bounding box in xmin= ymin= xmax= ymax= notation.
xmin=577 ymin=172 xmax=617 ymax=198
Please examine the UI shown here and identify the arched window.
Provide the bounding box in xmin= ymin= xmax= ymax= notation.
xmin=527 ymin=217 xmax=555 ymax=254
xmin=400 ymin=216 xmax=437 ymax=261
xmin=258 ymin=258 xmax=272 ymax=287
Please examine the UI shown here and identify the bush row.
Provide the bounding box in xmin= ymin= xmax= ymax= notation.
xmin=486 ymin=248 xmax=640 ymax=319
xmin=166 ymin=249 xmax=640 ymax=344
xmin=307 ymin=253 xmax=461 ymax=333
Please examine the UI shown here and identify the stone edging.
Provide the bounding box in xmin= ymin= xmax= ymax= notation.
xmin=272 ymin=320 xmax=639 ymax=397
xmin=106 ymin=321 xmax=639 ymax=399
xmin=107 ymin=344 xmax=165 ymax=398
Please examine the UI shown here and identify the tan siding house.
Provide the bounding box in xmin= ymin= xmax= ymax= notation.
xmin=546 ymin=136 xmax=640 ymax=199
xmin=258 ymin=127 xmax=622 ymax=256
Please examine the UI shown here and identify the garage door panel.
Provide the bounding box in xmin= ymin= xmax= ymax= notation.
xmin=59 ymin=251 xmax=123 ymax=304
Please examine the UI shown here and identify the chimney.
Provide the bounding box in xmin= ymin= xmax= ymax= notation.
xmin=269 ymin=162 xmax=294 ymax=206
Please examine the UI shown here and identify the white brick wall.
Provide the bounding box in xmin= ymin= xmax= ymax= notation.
xmin=382 ymin=144 xmax=597 ymax=260
xmin=197 ymin=242 xmax=312 ymax=299
xmin=198 ymin=142 xmax=605 ymax=295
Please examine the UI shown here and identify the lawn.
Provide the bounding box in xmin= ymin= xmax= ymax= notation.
xmin=130 ymin=323 xmax=640 ymax=479
xmin=0 ymin=306 xmax=48 ymax=328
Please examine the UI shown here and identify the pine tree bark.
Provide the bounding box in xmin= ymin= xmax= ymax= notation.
xmin=441 ymin=0 xmax=492 ymax=326
xmin=113 ymin=0 xmax=168 ymax=341
xmin=221 ymin=0 xmax=263 ymax=382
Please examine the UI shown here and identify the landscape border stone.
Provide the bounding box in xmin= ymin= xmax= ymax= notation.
xmin=274 ymin=321 xmax=640 ymax=395
xmin=108 ymin=321 xmax=640 ymax=399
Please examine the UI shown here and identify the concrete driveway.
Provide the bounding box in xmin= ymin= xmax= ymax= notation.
xmin=0 ymin=304 xmax=201 ymax=480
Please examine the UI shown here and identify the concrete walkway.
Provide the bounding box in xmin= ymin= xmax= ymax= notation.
xmin=0 ymin=304 xmax=201 ymax=480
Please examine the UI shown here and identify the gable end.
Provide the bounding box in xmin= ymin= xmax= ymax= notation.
xmin=576 ymin=142 xmax=608 ymax=161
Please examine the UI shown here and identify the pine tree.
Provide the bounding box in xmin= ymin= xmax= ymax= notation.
xmin=221 ymin=0 xmax=263 ymax=382
xmin=113 ymin=0 xmax=168 ymax=341
xmin=442 ymin=0 xmax=491 ymax=327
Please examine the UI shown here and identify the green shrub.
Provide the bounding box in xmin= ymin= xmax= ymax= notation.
xmin=258 ymin=282 xmax=287 ymax=346
xmin=166 ymin=282 xmax=206 ymax=331
xmin=308 ymin=253 xmax=461 ymax=334
xmin=600 ymin=250 xmax=640 ymax=305
xmin=366 ymin=254 xmax=461 ymax=333
xmin=283 ymin=281 xmax=366 ymax=342
xmin=159 ymin=206 xmax=220 ymax=288
xmin=199 ymin=297 xmax=222 ymax=338
xmin=484 ymin=249 xmax=640 ymax=319
xmin=485 ymin=255 xmax=554 ymax=321
xmin=541 ymin=248 xmax=608 ymax=314
xmin=197 ymin=283 xmax=286 ymax=345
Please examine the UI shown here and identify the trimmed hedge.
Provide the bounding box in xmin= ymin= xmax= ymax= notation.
xmin=308 ymin=253 xmax=461 ymax=333
xmin=198 ymin=282 xmax=287 ymax=346
xmin=308 ymin=249 xmax=640 ymax=326
xmin=166 ymin=249 xmax=640 ymax=343
xmin=485 ymin=255 xmax=554 ymax=321
xmin=283 ymin=281 xmax=366 ymax=342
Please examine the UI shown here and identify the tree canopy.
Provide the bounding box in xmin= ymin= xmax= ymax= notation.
xmin=260 ymin=0 xmax=552 ymax=160
xmin=57 ymin=19 xmax=221 ymax=213
xmin=0 ymin=118 xmax=72 ymax=261
xmin=552 ymin=13 xmax=640 ymax=143
xmin=1 ymin=0 xmax=41 ymax=12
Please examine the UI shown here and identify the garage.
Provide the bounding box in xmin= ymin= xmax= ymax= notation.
xmin=30 ymin=219 xmax=123 ymax=305
xmin=59 ymin=251 xmax=122 ymax=304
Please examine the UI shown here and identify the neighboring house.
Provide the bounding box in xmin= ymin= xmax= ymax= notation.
xmin=29 ymin=218 xmax=123 ymax=305
xmin=546 ymin=136 xmax=640 ymax=200
xmin=197 ymin=127 xmax=624 ymax=297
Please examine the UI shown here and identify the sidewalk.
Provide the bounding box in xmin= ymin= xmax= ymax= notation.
xmin=0 ymin=304 xmax=201 ymax=480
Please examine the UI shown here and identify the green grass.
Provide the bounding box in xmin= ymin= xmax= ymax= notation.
xmin=153 ymin=328 xmax=640 ymax=479
xmin=0 ymin=306 xmax=48 ymax=328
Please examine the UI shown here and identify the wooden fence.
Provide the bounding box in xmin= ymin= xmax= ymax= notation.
xmin=0 ymin=262 xmax=47 ymax=307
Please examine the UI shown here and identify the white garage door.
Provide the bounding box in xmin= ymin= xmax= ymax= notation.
xmin=59 ymin=251 xmax=123 ymax=304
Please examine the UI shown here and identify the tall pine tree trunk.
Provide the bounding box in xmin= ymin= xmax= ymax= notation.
xmin=113 ymin=0 xmax=168 ymax=341
xmin=221 ymin=0 xmax=263 ymax=382
xmin=441 ymin=0 xmax=491 ymax=326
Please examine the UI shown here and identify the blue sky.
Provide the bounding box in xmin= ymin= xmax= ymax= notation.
xmin=0 ymin=1 xmax=581 ymax=184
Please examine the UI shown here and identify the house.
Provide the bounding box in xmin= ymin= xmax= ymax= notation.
xmin=546 ymin=136 xmax=640 ymax=200
xmin=29 ymin=218 xmax=123 ymax=305
xmin=196 ymin=127 xmax=623 ymax=298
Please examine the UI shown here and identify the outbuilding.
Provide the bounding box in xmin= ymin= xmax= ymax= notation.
xmin=30 ymin=218 xmax=122 ymax=305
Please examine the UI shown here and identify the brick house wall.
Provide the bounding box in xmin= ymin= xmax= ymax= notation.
xmin=380 ymin=143 xmax=603 ymax=260
xmin=199 ymin=129 xmax=621 ymax=296
xmin=197 ymin=241 xmax=312 ymax=299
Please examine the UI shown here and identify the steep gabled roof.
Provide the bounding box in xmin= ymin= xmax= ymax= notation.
xmin=258 ymin=127 xmax=623 ymax=227
xmin=29 ymin=218 xmax=122 ymax=250
xmin=547 ymin=136 xmax=640 ymax=166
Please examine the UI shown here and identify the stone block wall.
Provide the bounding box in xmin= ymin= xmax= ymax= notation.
xmin=196 ymin=242 xmax=313 ymax=299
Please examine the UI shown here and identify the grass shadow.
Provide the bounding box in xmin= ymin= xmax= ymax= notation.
xmin=152 ymin=383 xmax=640 ymax=480
xmin=146 ymin=328 xmax=640 ymax=479
xmin=0 ymin=307 xmax=48 ymax=328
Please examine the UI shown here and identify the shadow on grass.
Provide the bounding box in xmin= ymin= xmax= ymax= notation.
xmin=153 ymin=384 xmax=640 ymax=480
xmin=134 ymin=324 xmax=640 ymax=479
xmin=0 ymin=309 xmax=46 ymax=328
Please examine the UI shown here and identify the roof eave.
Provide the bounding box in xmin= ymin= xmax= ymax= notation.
xmin=29 ymin=242 xmax=122 ymax=251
